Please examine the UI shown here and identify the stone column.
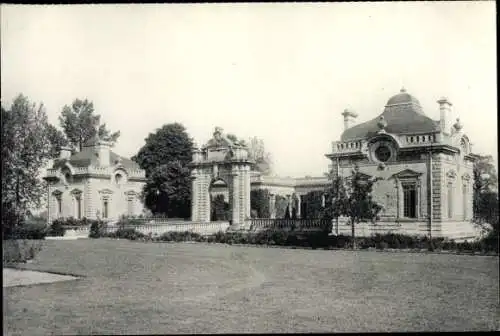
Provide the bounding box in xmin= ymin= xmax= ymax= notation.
xmin=231 ymin=165 xmax=240 ymax=227
xmin=297 ymin=194 xmax=302 ymax=219
xmin=244 ymin=166 xmax=251 ymax=219
xmin=191 ymin=169 xmax=198 ymax=222
xmin=286 ymin=195 xmax=292 ymax=217
xmin=269 ymin=194 xmax=276 ymax=219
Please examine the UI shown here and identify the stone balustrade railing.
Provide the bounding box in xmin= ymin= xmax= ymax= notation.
xmin=402 ymin=134 xmax=436 ymax=146
xmin=247 ymin=218 xmax=331 ymax=232
xmin=46 ymin=166 xmax=145 ymax=179
xmin=331 ymin=140 xmax=363 ymax=153
xmin=106 ymin=221 xmax=230 ymax=236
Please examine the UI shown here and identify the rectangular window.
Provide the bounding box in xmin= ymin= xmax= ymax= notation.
xmin=76 ymin=196 xmax=82 ymax=219
xmin=57 ymin=197 xmax=62 ymax=216
xmin=447 ymin=183 xmax=453 ymax=219
xmin=103 ymin=199 xmax=109 ymax=219
xmin=402 ymin=183 xmax=417 ymax=218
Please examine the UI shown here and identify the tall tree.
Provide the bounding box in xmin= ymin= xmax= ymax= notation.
xmin=323 ymin=169 xmax=383 ymax=249
xmin=472 ymin=154 xmax=499 ymax=233
xmin=59 ymin=98 xmax=120 ymax=151
xmin=132 ymin=123 xmax=193 ymax=177
xmin=46 ymin=124 xmax=69 ymax=159
xmin=2 ymin=95 xmax=51 ymax=232
xmin=250 ymin=189 xmax=271 ymax=218
xmin=142 ymin=161 xmax=192 ymax=218
xmin=473 ymin=154 xmax=498 ymax=195
xmin=134 ymin=123 xmax=194 ymax=218
xmin=247 ymin=136 xmax=272 ymax=175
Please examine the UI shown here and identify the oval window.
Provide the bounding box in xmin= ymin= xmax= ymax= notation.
xmin=375 ymin=145 xmax=391 ymax=162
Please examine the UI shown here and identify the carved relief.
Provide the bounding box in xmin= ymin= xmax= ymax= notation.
xmin=446 ymin=170 xmax=457 ymax=179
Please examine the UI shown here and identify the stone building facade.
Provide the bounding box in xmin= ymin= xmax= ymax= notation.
xmin=325 ymin=88 xmax=477 ymax=239
xmin=44 ymin=136 xmax=146 ymax=222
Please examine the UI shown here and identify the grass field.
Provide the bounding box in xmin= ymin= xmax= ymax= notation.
xmin=3 ymin=239 xmax=499 ymax=334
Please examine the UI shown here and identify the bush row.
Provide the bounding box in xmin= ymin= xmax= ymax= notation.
xmin=94 ymin=227 xmax=499 ymax=254
xmin=3 ymin=239 xmax=43 ymax=264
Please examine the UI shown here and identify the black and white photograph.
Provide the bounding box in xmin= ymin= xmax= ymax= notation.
xmin=2 ymin=2 xmax=498 ymax=334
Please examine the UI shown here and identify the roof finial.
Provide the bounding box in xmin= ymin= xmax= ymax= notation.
xmin=400 ymin=87 xmax=406 ymax=93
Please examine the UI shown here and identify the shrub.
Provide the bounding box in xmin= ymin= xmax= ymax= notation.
xmin=5 ymin=222 xmax=48 ymax=240
xmin=3 ymin=239 xmax=43 ymax=264
xmin=113 ymin=228 xmax=146 ymax=241
xmin=89 ymin=220 xmax=106 ymax=238
xmin=47 ymin=219 xmax=65 ymax=237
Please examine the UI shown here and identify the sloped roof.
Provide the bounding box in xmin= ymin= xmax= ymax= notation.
xmin=53 ymin=147 xmax=141 ymax=170
xmin=340 ymin=89 xmax=440 ymax=141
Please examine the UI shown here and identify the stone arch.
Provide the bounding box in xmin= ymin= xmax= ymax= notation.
xmin=190 ymin=127 xmax=254 ymax=227
xmin=113 ymin=168 xmax=128 ymax=186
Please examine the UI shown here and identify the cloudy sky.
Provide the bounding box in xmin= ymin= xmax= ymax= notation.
xmin=1 ymin=2 xmax=497 ymax=177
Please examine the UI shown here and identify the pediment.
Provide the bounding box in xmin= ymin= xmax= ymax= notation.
xmin=70 ymin=188 xmax=83 ymax=195
xmin=99 ymin=188 xmax=114 ymax=195
xmin=391 ymin=169 xmax=423 ymax=179
xmin=52 ymin=189 xmax=63 ymax=197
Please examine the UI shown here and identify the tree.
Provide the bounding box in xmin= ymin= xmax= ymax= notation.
xmin=302 ymin=190 xmax=324 ymax=219
xmin=323 ymin=169 xmax=383 ymax=249
xmin=211 ymin=194 xmax=230 ymax=221
xmin=250 ymin=189 xmax=271 ymax=218
xmin=142 ymin=161 xmax=192 ymax=218
xmin=2 ymin=95 xmax=51 ymax=233
xmin=247 ymin=136 xmax=272 ymax=175
xmin=46 ymin=124 xmax=69 ymax=159
xmin=59 ymin=98 xmax=120 ymax=152
xmin=473 ymin=154 xmax=498 ymax=218
xmin=132 ymin=123 xmax=193 ymax=177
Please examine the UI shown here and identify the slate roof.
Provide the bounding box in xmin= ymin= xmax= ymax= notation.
xmin=340 ymin=89 xmax=440 ymax=141
xmin=53 ymin=146 xmax=141 ymax=170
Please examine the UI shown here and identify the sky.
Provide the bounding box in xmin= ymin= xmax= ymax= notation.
xmin=1 ymin=2 xmax=497 ymax=178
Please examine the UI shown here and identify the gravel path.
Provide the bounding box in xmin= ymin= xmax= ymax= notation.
xmin=3 ymin=268 xmax=78 ymax=288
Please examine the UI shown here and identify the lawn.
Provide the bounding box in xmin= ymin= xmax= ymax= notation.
xmin=3 ymin=239 xmax=499 ymax=334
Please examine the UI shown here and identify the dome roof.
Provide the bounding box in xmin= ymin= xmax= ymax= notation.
xmin=340 ymin=88 xmax=440 ymax=141
xmin=385 ymin=87 xmax=421 ymax=106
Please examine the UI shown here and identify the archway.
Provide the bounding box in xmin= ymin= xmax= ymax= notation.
xmin=209 ymin=178 xmax=231 ymax=221
xmin=189 ymin=127 xmax=253 ymax=228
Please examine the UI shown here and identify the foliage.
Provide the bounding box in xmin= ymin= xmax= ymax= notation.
xmin=473 ymin=154 xmax=498 ymax=195
xmin=3 ymin=239 xmax=43 ymax=264
xmin=323 ymin=169 xmax=383 ymax=248
xmin=46 ymin=123 xmax=69 ymax=159
xmin=4 ymin=222 xmax=48 ymax=240
xmin=274 ymin=195 xmax=288 ymax=219
xmin=47 ymin=219 xmax=66 ymax=237
xmin=132 ymin=123 xmax=193 ymax=177
xmin=211 ymin=194 xmax=230 ymax=221
xmin=142 ymin=160 xmax=192 ymax=217
xmin=158 ymin=231 xmax=205 ymax=242
xmin=89 ymin=220 xmax=107 ymax=238
xmin=2 ymin=95 xmax=51 ymax=234
xmin=106 ymin=228 xmax=147 ymax=241
xmin=473 ymin=154 xmax=499 ymax=236
xmin=302 ymin=190 xmax=324 ymax=219
xmin=250 ymin=189 xmax=271 ymax=218
xmin=246 ymin=136 xmax=272 ymax=175
xmin=58 ymin=98 xmax=120 ymax=151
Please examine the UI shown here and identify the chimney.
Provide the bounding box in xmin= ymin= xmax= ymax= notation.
xmin=59 ymin=146 xmax=73 ymax=160
xmin=437 ymin=97 xmax=453 ymax=135
xmin=95 ymin=140 xmax=111 ymax=166
xmin=341 ymin=108 xmax=358 ymax=131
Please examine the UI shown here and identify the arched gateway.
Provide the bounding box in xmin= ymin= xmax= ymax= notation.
xmin=189 ymin=127 xmax=254 ymax=229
